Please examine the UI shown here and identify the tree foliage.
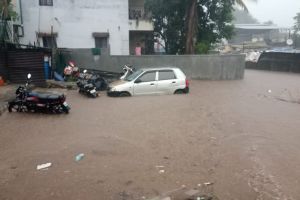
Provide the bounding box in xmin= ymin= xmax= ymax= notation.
xmin=0 ymin=0 xmax=18 ymax=20
xmin=294 ymin=12 xmax=300 ymax=33
xmin=293 ymin=12 xmax=300 ymax=48
xmin=145 ymin=0 xmax=235 ymax=54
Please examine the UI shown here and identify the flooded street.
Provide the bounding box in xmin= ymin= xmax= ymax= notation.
xmin=1 ymin=69 xmax=300 ymax=200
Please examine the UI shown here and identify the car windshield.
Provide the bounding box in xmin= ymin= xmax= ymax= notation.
xmin=124 ymin=69 xmax=144 ymax=81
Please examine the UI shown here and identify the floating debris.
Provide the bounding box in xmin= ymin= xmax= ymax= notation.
xmin=75 ymin=153 xmax=85 ymax=161
xmin=37 ymin=163 xmax=52 ymax=170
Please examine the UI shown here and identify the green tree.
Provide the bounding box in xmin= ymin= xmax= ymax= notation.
xmin=146 ymin=0 xmax=257 ymax=54
xmin=185 ymin=0 xmax=257 ymax=54
xmin=293 ymin=12 xmax=300 ymax=48
xmin=146 ymin=0 xmax=236 ymax=54
xmin=294 ymin=12 xmax=300 ymax=32
xmin=0 ymin=0 xmax=18 ymax=20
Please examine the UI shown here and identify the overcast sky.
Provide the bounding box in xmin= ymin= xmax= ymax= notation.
xmin=244 ymin=0 xmax=300 ymax=28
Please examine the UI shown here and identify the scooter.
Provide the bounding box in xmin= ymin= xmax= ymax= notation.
xmin=120 ymin=65 xmax=135 ymax=80
xmin=8 ymin=74 xmax=70 ymax=114
xmin=77 ymin=70 xmax=107 ymax=98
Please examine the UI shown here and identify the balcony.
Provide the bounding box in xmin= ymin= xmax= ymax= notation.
xmin=128 ymin=7 xmax=153 ymax=31
xmin=128 ymin=0 xmax=153 ymax=31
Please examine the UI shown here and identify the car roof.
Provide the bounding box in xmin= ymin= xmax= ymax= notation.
xmin=140 ymin=67 xmax=180 ymax=71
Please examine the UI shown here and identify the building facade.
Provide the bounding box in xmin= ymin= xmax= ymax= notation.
xmin=230 ymin=24 xmax=289 ymax=46
xmin=15 ymin=0 xmax=153 ymax=55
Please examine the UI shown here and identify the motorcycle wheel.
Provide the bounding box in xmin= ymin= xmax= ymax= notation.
xmin=61 ymin=104 xmax=69 ymax=114
xmin=8 ymin=102 xmax=27 ymax=112
xmin=8 ymin=103 xmax=17 ymax=112
xmin=92 ymin=93 xmax=98 ymax=98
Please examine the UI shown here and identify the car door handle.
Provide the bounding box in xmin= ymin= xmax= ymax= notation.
xmin=172 ymin=81 xmax=176 ymax=83
xmin=150 ymin=83 xmax=155 ymax=85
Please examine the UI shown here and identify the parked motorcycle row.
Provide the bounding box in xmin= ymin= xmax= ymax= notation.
xmin=8 ymin=64 xmax=135 ymax=114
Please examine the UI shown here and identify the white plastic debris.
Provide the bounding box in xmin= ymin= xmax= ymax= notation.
xmin=268 ymin=89 xmax=272 ymax=93
xmin=37 ymin=163 xmax=52 ymax=170
xmin=75 ymin=153 xmax=85 ymax=161
xmin=159 ymin=170 xmax=165 ymax=174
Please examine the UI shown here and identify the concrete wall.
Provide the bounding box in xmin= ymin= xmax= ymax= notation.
xmin=63 ymin=49 xmax=245 ymax=80
xmin=20 ymin=0 xmax=130 ymax=55
xmin=248 ymin=52 xmax=300 ymax=73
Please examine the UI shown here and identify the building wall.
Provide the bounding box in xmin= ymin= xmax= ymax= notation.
xmin=19 ymin=0 xmax=130 ymax=55
xmin=63 ymin=49 xmax=245 ymax=80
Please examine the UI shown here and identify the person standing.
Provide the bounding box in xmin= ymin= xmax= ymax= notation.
xmin=135 ymin=42 xmax=142 ymax=56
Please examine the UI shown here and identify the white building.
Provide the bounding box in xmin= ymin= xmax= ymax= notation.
xmin=14 ymin=0 xmax=154 ymax=55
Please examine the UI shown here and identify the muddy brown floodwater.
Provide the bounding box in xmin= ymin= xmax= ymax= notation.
xmin=1 ymin=69 xmax=300 ymax=200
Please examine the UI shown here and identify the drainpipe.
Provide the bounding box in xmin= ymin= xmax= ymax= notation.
xmin=19 ymin=0 xmax=23 ymax=24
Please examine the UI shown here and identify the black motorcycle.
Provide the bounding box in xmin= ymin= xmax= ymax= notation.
xmin=77 ymin=70 xmax=108 ymax=98
xmin=8 ymin=74 xmax=70 ymax=114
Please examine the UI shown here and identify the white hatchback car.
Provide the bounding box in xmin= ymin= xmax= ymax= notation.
xmin=107 ymin=67 xmax=189 ymax=97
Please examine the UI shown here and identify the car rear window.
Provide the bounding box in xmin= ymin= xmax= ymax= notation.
xmin=159 ymin=70 xmax=176 ymax=80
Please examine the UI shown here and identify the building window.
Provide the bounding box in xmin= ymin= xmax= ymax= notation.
xmin=95 ymin=37 xmax=108 ymax=48
xmin=92 ymin=32 xmax=109 ymax=49
xmin=42 ymin=36 xmax=57 ymax=48
xmin=37 ymin=32 xmax=57 ymax=48
xmin=39 ymin=0 xmax=53 ymax=6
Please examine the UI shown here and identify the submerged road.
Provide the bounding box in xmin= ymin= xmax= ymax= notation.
xmin=1 ymin=69 xmax=300 ymax=200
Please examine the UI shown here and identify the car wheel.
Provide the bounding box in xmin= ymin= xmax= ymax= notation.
xmin=174 ymin=89 xmax=184 ymax=94
xmin=119 ymin=92 xmax=131 ymax=97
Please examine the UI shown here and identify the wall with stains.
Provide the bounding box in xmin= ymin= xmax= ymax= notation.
xmin=64 ymin=49 xmax=245 ymax=80
xmin=19 ymin=0 xmax=130 ymax=55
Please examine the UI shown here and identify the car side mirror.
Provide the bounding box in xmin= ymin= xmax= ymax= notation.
xmin=27 ymin=73 xmax=31 ymax=79
xmin=134 ymin=79 xmax=142 ymax=84
xmin=83 ymin=70 xmax=87 ymax=74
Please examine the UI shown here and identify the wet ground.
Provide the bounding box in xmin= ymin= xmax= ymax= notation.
xmin=1 ymin=69 xmax=300 ymax=200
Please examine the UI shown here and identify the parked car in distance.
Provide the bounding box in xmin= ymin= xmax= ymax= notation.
xmin=107 ymin=67 xmax=189 ymax=97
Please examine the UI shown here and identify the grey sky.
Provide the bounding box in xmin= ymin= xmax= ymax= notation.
xmin=244 ymin=0 xmax=300 ymax=28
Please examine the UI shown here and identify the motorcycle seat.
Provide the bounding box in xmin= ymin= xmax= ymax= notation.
xmin=29 ymin=92 xmax=62 ymax=100
xmin=84 ymin=83 xmax=94 ymax=88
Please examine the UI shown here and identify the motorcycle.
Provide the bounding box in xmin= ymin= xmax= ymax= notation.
xmin=8 ymin=74 xmax=70 ymax=114
xmin=77 ymin=70 xmax=108 ymax=98
xmin=120 ymin=65 xmax=135 ymax=80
